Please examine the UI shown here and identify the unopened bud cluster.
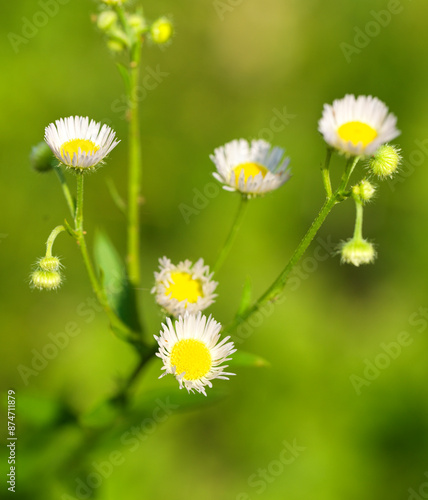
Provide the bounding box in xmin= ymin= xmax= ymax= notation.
xmin=31 ymin=256 xmax=63 ymax=291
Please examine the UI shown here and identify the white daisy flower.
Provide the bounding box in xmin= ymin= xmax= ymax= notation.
xmin=210 ymin=139 xmax=291 ymax=196
xmin=318 ymin=94 xmax=400 ymax=156
xmin=154 ymin=312 xmax=236 ymax=396
xmin=152 ymin=257 xmax=218 ymax=317
xmin=44 ymin=116 xmax=120 ymax=171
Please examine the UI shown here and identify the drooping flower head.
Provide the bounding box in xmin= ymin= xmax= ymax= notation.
xmin=152 ymin=257 xmax=218 ymax=317
xmin=155 ymin=312 xmax=236 ymax=395
xmin=210 ymin=139 xmax=291 ymax=196
xmin=44 ymin=116 xmax=119 ymax=171
xmin=340 ymin=238 xmax=376 ymax=267
xmin=318 ymin=95 xmax=400 ymax=156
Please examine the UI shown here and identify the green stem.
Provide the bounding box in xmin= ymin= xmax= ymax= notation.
xmin=321 ymin=148 xmax=333 ymax=198
xmin=125 ymin=30 xmax=143 ymax=287
xmin=226 ymin=155 xmax=362 ymax=335
xmin=74 ymin=174 xmax=140 ymax=344
xmin=113 ymin=343 xmax=158 ymax=404
xmin=45 ymin=225 xmax=66 ymax=257
xmin=54 ymin=165 xmax=75 ymax=217
xmin=213 ymin=195 xmax=249 ymax=273
xmin=353 ymin=197 xmax=364 ymax=241
xmin=339 ymin=155 xmax=360 ymax=192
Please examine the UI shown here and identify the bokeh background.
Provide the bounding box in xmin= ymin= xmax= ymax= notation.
xmin=1 ymin=0 xmax=428 ymax=499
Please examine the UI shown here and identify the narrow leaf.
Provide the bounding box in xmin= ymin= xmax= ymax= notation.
xmin=93 ymin=229 xmax=141 ymax=332
xmin=116 ymin=62 xmax=131 ymax=94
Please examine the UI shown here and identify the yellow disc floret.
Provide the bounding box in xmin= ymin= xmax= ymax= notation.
xmin=170 ymin=339 xmax=212 ymax=380
xmin=337 ymin=121 xmax=378 ymax=147
xmin=233 ymin=162 xmax=268 ymax=185
xmin=165 ymin=272 xmax=203 ymax=303
xmin=61 ymin=139 xmax=99 ymax=160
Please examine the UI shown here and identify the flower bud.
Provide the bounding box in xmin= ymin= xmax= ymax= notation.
xmin=107 ymin=39 xmax=126 ymax=53
xmin=128 ymin=14 xmax=147 ymax=36
xmin=340 ymin=238 xmax=376 ymax=267
xmin=352 ymin=180 xmax=376 ymax=203
xmin=31 ymin=270 xmax=62 ymax=291
xmin=97 ymin=10 xmax=117 ymax=32
xmin=30 ymin=142 xmax=55 ymax=173
xmin=38 ymin=256 xmax=62 ymax=272
xmin=150 ymin=17 xmax=173 ymax=45
xmin=368 ymin=144 xmax=401 ymax=179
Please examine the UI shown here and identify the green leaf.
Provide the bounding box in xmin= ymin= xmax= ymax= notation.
xmin=228 ymin=350 xmax=270 ymax=368
xmin=236 ymin=276 xmax=252 ymax=318
xmin=116 ymin=62 xmax=131 ymax=95
xmin=93 ymin=229 xmax=142 ymax=332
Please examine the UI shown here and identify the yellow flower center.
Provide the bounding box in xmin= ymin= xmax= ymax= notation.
xmin=337 ymin=121 xmax=378 ymax=147
xmin=233 ymin=162 xmax=268 ymax=185
xmin=170 ymin=339 xmax=212 ymax=380
xmin=165 ymin=272 xmax=203 ymax=304
xmin=61 ymin=139 xmax=100 ymax=160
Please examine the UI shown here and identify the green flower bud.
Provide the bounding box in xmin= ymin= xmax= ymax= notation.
xmin=97 ymin=10 xmax=117 ymax=31
xmin=150 ymin=17 xmax=173 ymax=45
xmin=352 ymin=180 xmax=376 ymax=203
xmin=107 ymin=39 xmax=126 ymax=53
xmin=38 ymin=256 xmax=62 ymax=272
xmin=128 ymin=14 xmax=147 ymax=36
xmin=30 ymin=142 xmax=55 ymax=173
xmin=31 ymin=270 xmax=62 ymax=291
xmin=368 ymin=144 xmax=402 ymax=179
xmin=340 ymin=238 xmax=376 ymax=267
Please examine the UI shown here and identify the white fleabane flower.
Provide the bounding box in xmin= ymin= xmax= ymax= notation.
xmin=318 ymin=95 xmax=400 ymax=156
xmin=155 ymin=312 xmax=236 ymax=396
xmin=44 ymin=116 xmax=120 ymax=171
xmin=152 ymin=257 xmax=218 ymax=317
xmin=210 ymin=139 xmax=291 ymax=196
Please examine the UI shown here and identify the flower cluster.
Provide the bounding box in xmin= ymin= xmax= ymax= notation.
xmin=31 ymin=91 xmax=403 ymax=396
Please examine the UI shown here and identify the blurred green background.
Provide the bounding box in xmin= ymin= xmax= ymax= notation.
xmin=1 ymin=0 xmax=428 ymax=499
